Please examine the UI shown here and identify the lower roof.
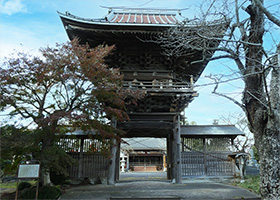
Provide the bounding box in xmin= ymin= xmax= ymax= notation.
xmin=180 ymin=125 xmax=245 ymax=138
xmin=63 ymin=124 xmax=244 ymax=139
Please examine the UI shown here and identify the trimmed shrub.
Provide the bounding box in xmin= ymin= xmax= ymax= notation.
xmin=50 ymin=171 xmax=68 ymax=185
xmin=18 ymin=182 xmax=32 ymax=190
xmin=19 ymin=185 xmax=61 ymax=200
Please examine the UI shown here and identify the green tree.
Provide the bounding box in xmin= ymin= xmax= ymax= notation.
xmin=0 ymin=39 xmax=141 ymax=185
xmin=0 ymin=125 xmax=34 ymax=174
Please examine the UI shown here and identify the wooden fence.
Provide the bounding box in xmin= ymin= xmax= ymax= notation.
xmin=68 ymin=152 xmax=109 ymax=178
xmin=58 ymin=138 xmax=110 ymax=179
xmin=181 ymin=151 xmax=235 ymax=177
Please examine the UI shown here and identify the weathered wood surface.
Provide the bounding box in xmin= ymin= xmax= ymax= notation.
xmin=68 ymin=152 xmax=109 ymax=178
xmin=181 ymin=152 xmax=235 ymax=177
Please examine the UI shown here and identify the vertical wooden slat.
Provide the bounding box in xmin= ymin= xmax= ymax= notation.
xmin=65 ymin=139 xmax=109 ymax=179
xmin=78 ymin=138 xmax=84 ymax=178
xmin=181 ymin=144 xmax=235 ymax=177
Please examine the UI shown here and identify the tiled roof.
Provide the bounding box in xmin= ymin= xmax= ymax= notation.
xmin=107 ymin=12 xmax=178 ymax=24
xmin=59 ymin=7 xmax=183 ymax=27
xmin=180 ymin=125 xmax=245 ymax=137
xmin=122 ymin=138 xmax=166 ymax=151
xmin=101 ymin=7 xmax=181 ymax=25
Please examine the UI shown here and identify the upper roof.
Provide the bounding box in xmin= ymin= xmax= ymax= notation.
xmin=58 ymin=7 xmax=184 ymax=27
xmin=58 ymin=8 xmax=229 ymax=83
xmin=104 ymin=7 xmax=180 ymax=25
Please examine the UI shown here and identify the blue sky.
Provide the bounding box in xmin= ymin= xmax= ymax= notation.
xmin=0 ymin=0 xmax=279 ymax=126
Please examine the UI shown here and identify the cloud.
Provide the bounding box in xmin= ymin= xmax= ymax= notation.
xmin=0 ymin=0 xmax=27 ymax=15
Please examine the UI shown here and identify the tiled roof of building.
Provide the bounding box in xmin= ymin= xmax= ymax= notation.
xmin=122 ymin=138 xmax=166 ymax=151
xmin=59 ymin=7 xmax=183 ymax=27
xmin=104 ymin=7 xmax=181 ymax=25
xmin=106 ymin=11 xmax=178 ymax=24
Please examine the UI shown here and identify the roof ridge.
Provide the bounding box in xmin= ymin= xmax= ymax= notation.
xmin=100 ymin=6 xmax=187 ymax=12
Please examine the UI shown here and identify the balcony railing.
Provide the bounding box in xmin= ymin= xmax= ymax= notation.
xmin=123 ymin=80 xmax=193 ymax=92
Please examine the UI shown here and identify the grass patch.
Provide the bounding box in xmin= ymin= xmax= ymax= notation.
xmin=148 ymin=177 xmax=165 ymax=179
xmin=0 ymin=181 xmax=37 ymax=189
xmin=234 ymin=175 xmax=260 ymax=195
xmin=0 ymin=182 xmax=17 ymax=189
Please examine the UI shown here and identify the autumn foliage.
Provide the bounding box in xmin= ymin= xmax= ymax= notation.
xmin=1 ymin=39 xmax=135 ymax=134
xmin=0 ymin=39 xmax=143 ymax=185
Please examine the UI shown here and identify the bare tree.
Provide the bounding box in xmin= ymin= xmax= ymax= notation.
xmin=158 ymin=0 xmax=280 ymax=199
xmin=220 ymin=113 xmax=253 ymax=153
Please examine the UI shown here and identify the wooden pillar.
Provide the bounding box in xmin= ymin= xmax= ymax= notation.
xmin=115 ymin=141 xmax=120 ymax=182
xmin=166 ymin=134 xmax=172 ymax=180
xmin=78 ymin=138 xmax=84 ymax=179
xmin=108 ymin=137 xmax=117 ymax=185
xmin=203 ymin=138 xmax=207 ymax=176
xmin=171 ymin=134 xmax=176 ymax=182
xmin=173 ymin=115 xmax=182 ymax=184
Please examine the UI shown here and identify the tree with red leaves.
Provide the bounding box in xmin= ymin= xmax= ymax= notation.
xmin=0 ymin=39 xmax=141 ymax=185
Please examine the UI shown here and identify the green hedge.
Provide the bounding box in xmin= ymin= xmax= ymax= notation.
xmin=19 ymin=185 xmax=61 ymax=200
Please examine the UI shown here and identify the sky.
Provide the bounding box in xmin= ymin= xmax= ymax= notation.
xmin=0 ymin=0 xmax=279 ymax=126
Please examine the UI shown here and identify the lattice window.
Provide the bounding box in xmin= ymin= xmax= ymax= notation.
xmin=182 ymin=137 xmax=232 ymax=152
xmin=182 ymin=138 xmax=204 ymax=152
xmin=58 ymin=138 xmax=80 ymax=152
xmin=205 ymin=138 xmax=232 ymax=152
xmin=58 ymin=138 xmax=109 ymax=153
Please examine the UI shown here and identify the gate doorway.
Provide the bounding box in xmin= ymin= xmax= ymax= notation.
xmin=119 ymin=137 xmax=168 ymax=181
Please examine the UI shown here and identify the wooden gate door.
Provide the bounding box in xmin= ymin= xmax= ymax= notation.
xmin=181 ymin=138 xmax=235 ymax=177
xmin=181 ymin=151 xmax=235 ymax=177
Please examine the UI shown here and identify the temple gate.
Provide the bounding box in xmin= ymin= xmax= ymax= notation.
xmin=58 ymin=7 xmax=242 ymax=184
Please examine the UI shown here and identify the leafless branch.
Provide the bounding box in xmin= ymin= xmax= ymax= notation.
xmin=205 ymin=74 xmax=246 ymax=111
xmin=247 ymin=90 xmax=269 ymax=109
xmin=254 ymin=0 xmax=280 ymax=27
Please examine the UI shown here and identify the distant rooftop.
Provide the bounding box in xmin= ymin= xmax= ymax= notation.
xmin=122 ymin=138 xmax=166 ymax=151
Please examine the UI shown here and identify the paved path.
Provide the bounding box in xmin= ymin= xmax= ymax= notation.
xmin=120 ymin=171 xmax=167 ymax=181
xmin=60 ymin=178 xmax=261 ymax=200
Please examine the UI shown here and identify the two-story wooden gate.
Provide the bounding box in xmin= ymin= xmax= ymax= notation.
xmin=58 ymin=7 xmax=234 ymax=184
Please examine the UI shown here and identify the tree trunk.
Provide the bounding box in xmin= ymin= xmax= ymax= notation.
xmin=243 ymin=1 xmax=280 ymax=199
xmin=255 ymin=123 xmax=280 ymax=199
xmin=107 ymin=138 xmax=117 ymax=185
xmin=39 ymin=126 xmax=56 ymax=186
